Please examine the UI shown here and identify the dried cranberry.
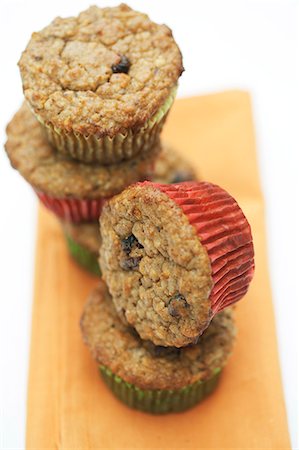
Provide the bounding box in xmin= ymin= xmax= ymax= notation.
xmin=120 ymin=256 xmax=141 ymax=271
xmin=112 ymin=55 xmax=131 ymax=74
xmin=121 ymin=234 xmax=143 ymax=254
xmin=168 ymin=293 xmax=188 ymax=318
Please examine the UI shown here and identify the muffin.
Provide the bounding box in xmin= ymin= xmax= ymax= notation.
xmin=5 ymin=103 xmax=159 ymax=222
xmin=100 ymin=181 xmax=254 ymax=347
xmin=18 ymin=4 xmax=183 ymax=164
xmin=62 ymin=222 xmax=101 ymax=275
xmin=153 ymin=141 xmax=197 ymax=183
xmin=60 ymin=145 xmax=197 ymax=274
xmin=81 ymin=281 xmax=236 ymax=414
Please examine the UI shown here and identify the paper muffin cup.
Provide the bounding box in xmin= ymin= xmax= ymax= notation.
xmin=65 ymin=233 xmax=100 ymax=276
xmin=146 ymin=181 xmax=255 ymax=314
xmin=100 ymin=365 xmax=221 ymax=414
xmin=35 ymin=88 xmax=177 ymax=165
xmin=36 ymin=191 xmax=107 ymax=223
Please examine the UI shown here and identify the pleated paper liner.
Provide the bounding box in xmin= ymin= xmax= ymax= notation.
xmin=36 ymin=191 xmax=108 ymax=223
xmin=65 ymin=233 xmax=100 ymax=276
xmin=145 ymin=181 xmax=255 ymax=314
xmin=100 ymin=366 xmax=222 ymax=414
xmin=36 ymin=88 xmax=177 ymax=164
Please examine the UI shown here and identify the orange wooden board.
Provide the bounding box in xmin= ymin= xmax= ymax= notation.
xmin=27 ymin=91 xmax=290 ymax=449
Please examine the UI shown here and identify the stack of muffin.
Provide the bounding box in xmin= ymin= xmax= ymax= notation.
xmin=5 ymin=4 xmax=197 ymax=275
xmin=81 ymin=180 xmax=254 ymax=413
xmin=5 ymin=4 xmax=255 ymax=414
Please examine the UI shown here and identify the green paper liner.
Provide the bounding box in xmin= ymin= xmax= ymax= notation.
xmin=65 ymin=234 xmax=100 ymax=276
xmin=36 ymin=88 xmax=177 ymax=164
xmin=100 ymin=366 xmax=222 ymax=414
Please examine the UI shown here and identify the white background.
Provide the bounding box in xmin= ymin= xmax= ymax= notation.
xmin=0 ymin=0 xmax=298 ymax=448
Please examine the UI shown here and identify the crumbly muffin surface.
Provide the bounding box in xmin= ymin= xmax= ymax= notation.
xmin=19 ymin=4 xmax=183 ymax=136
xmin=81 ymin=282 xmax=236 ymax=390
xmin=153 ymin=142 xmax=197 ymax=184
xmin=5 ymin=103 xmax=158 ymax=198
xmin=100 ymin=184 xmax=213 ymax=347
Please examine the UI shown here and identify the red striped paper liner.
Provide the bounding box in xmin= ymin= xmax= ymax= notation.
xmin=139 ymin=181 xmax=254 ymax=314
xmin=35 ymin=191 xmax=108 ymax=223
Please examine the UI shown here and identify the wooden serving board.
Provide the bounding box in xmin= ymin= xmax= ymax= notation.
xmin=27 ymin=92 xmax=290 ymax=449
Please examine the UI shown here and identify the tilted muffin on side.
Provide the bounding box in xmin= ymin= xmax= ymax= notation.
xmin=18 ymin=4 xmax=183 ymax=164
xmin=100 ymin=181 xmax=254 ymax=347
xmin=5 ymin=103 xmax=159 ymax=222
xmin=81 ymin=281 xmax=236 ymax=414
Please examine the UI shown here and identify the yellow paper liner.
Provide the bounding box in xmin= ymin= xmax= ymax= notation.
xmin=36 ymin=88 xmax=177 ymax=164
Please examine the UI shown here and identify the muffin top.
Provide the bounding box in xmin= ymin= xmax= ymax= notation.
xmin=5 ymin=103 xmax=159 ymax=199
xmin=19 ymin=4 xmax=183 ymax=136
xmin=81 ymin=282 xmax=236 ymax=390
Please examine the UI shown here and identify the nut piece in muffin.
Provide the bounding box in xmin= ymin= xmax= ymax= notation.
xmin=81 ymin=281 xmax=236 ymax=413
xmin=100 ymin=181 xmax=254 ymax=347
xmin=18 ymin=4 xmax=183 ymax=163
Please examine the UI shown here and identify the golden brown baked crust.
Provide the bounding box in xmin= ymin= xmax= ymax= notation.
xmin=19 ymin=4 xmax=183 ymax=137
xmin=5 ymin=103 xmax=159 ymax=198
xmin=100 ymin=184 xmax=213 ymax=348
xmin=81 ymin=282 xmax=236 ymax=390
